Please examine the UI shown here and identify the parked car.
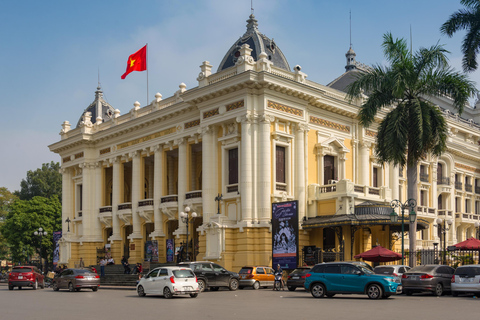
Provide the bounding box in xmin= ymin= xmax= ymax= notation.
xmin=304 ymin=262 xmax=402 ymax=299
xmin=374 ymin=265 xmax=411 ymax=279
xmin=239 ymin=266 xmax=275 ymax=289
xmin=178 ymin=261 xmax=240 ymax=292
xmin=8 ymin=266 xmax=45 ymax=290
xmin=137 ymin=266 xmax=199 ymax=298
xmin=451 ymin=264 xmax=480 ymax=297
xmin=52 ymin=268 xmax=100 ymax=292
xmin=286 ymin=267 xmax=311 ymax=291
xmin=401 ymin=265 xmax=454 ymax=296
xmin=344 ymin=261 xmax=374 ymax=272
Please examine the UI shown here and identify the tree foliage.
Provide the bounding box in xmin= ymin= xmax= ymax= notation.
xmin=16 ymin=161 xmax=62 ymax=201
xmin=0 ymin=188 xmax=18 ymax=260
xmin=441 ymin=0 xmax=480 ymax=72
xmin=0 ymin=196 xmax=61 ymax=265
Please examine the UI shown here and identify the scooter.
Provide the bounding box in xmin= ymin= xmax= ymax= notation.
xmin=274 ymin=273 xmax=283 ymax=291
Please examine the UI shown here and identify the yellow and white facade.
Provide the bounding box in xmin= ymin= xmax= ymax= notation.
xmin=49 ymin=14 xmax=480 ymax=270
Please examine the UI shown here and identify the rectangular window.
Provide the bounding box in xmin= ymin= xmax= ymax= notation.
xmin=276 ymin=146 xmax=286 ymax=184
xmin=228 ymin=148 xmax=238 ymax=185
xmin=323 ymin=155 xmax=335 ymax=184
xmin=373 ymin=167 xmax=378 ymax=188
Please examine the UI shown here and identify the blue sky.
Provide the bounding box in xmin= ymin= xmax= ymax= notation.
xmin=0 ymin=0 xmax=477 ymax=192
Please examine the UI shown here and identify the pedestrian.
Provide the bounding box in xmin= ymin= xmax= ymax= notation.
xmin=121 ymin=256 xmax=130 ymax=274
xmin=99 ymin=257 xmax=107 ymax=277
xmin=274 ymin=264 xmax=285 ymax=291
xmin=79 ymin=257 xmax=85 ymax=268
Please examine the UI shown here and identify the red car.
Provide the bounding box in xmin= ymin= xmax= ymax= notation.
xmin=9 ymin=266 xmax=45 ymax=290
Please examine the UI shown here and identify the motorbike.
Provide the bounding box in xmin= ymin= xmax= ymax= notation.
xmin=274 ymin=273 xmax=283 ymax=291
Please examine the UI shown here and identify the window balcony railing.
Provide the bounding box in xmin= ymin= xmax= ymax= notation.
xmin=475 ymin=186 xmax=480 ymax=194
xmin=99 ymin=206 xmax=112 ymax=213
xmin=118 ymin=203 xmax=132 ymax=210
xmin=455 ymin=181 xmax=463 ymax=190
xmin=186 ymin=191 xmax=202 ymax=199
xmin=161 ymin=195 xmax=178 ymax=203
xmin=465 ymin=184 xmax=473 ymax=192
xmin=276 ymin=183 xmax=287 ymax=191
xmin=226 ymin=184 xmax=239 ymax=193
xmin=437 ymin=177 xmax=450 ymax=185
xmin=139 ymin=199 xmax=154 ymax=207
xmin=420 ymin=173 xmax=429 ymax=182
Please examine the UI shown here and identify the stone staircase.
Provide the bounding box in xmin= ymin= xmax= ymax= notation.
xmin=94 ymin=263 xmax=176 ymax=287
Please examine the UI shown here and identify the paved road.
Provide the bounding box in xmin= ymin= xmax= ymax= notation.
xmin=0 ymin=286 xmax=478 ymax=320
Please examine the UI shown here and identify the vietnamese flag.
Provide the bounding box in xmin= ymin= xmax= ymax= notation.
xmin=121 ymin=45 xmax=147 ymax=79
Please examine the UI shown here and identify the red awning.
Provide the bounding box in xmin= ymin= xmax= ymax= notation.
xmin=454 ymin=237 xmax=480 ymax=250
xmin=354 ymin=245 xmax=403 ymax=262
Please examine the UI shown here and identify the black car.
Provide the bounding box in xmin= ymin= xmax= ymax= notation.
xmin=286 ymin=267 xmax=311 ymax=291
xmin=178 ymin=261 xmax=240 ymax=292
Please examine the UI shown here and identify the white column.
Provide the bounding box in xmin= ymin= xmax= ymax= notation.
xmin=390 ymin=164 xmax=399 ymax=200
xmin=202 ymin=126 xmax=216 ymax=222
xmin=131 ymin=151 xmax=142 ymax=237
xmin=152 ymin=145 xmax=164 ymax=237
xmin=110 ymin=157 xmax=122 ymax=241
xmin=359 ymin=142 xmax=370 ymax=186
xmin=258 ymin=115 xmax=273 ymax=221
xmin=178 ymin=139 xmax=188 ymax=231
xmin=238 ymin=115 xmax=253 ymax=221
xmin=61 ymin=167 xmax=73 ymax=236
xmin=80 ymin=162 xmax=94 ymax=239
xmin=92 ymin=162 xmax=103 ymax=240
xmin=295 ymin=124 xmax=307 ymax=221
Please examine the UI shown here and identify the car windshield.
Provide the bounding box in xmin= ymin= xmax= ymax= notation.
xmin=290 ymin=268 xmax=309 ymax=274
xmin=408 ymin=266 xmax=436 ymax=273
xmin=455 ymin=266 xmax=480 ymax=276
xmin=374 ymin=267 xmax=394 ymax=274
xmin=173 ymin=269 xmax=195 ymax=278
xmin=12 ymin=268 xmax=32 ymax=273
xmin=357 ymin=265 xmax=374 ymax=274
xmin=239 ymin=268 xmax=253 ymax=274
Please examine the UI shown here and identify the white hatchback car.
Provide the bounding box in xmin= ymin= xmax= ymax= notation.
xmin=137 ymin=266 xmax=199 ymax=298
xmin=451 ymin=264 xmax=480 ymax=296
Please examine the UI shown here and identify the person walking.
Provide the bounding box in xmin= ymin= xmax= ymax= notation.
xmin=121 ymin=256 xmax=130 ymax=274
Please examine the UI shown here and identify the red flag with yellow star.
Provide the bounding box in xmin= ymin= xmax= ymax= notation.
xmin=121 ymin=45 xmax=147 ymax=79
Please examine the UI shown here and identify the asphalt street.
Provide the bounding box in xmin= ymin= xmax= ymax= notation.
xmin=0 ymin=285 xmax=478 ymax=320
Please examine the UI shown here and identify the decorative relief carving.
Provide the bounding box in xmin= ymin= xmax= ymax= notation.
xmin=268 ymin=101 xmax=303 ymax=117
xmin=203 ymin=108 xmax=219 ymax=119
xmin=100 ymin=147 xmax=111 ymax=155
xmin=365 ymin=129 xmax=377 ymax=137
xmin=74 ymin=152 xmax=84 ymax=159
xmin=455 ymin=162 xmax=480 ymax=174
xmin=185 ymin=119 xmax=200 ymax=129
xmin=309 ymin=116 xmax=350 ymax=133
xmin=117 ymin=127 xmax=177 ymax=150
xmin=63 ymin=156 xmax=71 ymax=163
xmin=226 ymin=100 xmax=244 ymax=112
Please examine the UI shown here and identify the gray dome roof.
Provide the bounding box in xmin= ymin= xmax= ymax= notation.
xmin=217 ymin=14 xmax=290 ymax=72
xmin=76 ymin=86 xmax=115 ymax=128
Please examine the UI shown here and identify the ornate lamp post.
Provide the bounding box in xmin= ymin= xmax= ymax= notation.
xmin=34 ymin=227 xmax=48 ymax=272
xmin=215 ymin=193 xmax=223 ymax=214
xmin=65 ymin=217 xmax=71 ymax=232
xmin=390 ymin=199 xmax=417 ymax=265
xmin=436 ymin=218 xmax=452 ymax=264
xmin=179 ymin=206 xmax=197 ymax=262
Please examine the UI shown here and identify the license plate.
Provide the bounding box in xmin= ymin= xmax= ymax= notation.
xmin=462 ymin=277 xmax=474 ymax=283
xmin=18 ymin=276 xmax=23 ymax=279
xmin=292 ymin=277 xmax=299 ymax=280
xmin=184 ymin=286 xmax=193 ymax=291
xmin=241 ymin=275 xmax=245 ymax=279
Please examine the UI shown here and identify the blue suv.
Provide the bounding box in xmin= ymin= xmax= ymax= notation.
xmin=304 ymin=262 xmax=402 ymax=299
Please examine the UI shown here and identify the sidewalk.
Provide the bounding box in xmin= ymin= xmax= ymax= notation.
xmin=0 ymin=281 xmax=136 ymax=290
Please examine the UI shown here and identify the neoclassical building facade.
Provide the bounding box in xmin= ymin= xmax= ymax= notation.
xmin=49 ymin=14 xmax=480 ymax=270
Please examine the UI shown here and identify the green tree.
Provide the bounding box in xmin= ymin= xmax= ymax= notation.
xmin=0 ymin=196 xmax=61 ymax=267
xmin=441 ymin=0 xmax=480 ymax=72
xmin=0 ymin=187 xmax=18 ymax=260
xmin=347 ymin=33 xmax=476 ymax=265
xmin=16 ymin=161 xmax=62 ymax=201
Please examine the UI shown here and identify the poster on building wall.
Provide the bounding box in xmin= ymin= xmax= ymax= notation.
xmin=52 ymin=231 xmax=62 ymax=265
xmin=145 ymin=241 xmax=159 ymax=262
xmin=272 ymin=200 xmax=298 ymax=270
xmin=166 ymin=239 xmax=175 ymax=262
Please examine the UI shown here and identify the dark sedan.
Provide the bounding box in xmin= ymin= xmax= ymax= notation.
xmin=52 ymin=268 xmax=100 ymax=292
xmin=286 ymin=267 xmax=311 ymax=291
xmin=401 ymin=265 xmax=454 ymax=296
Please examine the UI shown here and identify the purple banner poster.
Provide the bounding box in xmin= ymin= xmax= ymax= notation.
xmin=53 ymin=231 xmax=62 ymax=265
xmin=272 ymin=200 xmax=298 ymax=270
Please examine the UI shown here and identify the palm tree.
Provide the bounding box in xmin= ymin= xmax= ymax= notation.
xmin=441 ymin=0 xmax=480 ymax=72
xmin=347 ymin=33 xmax=476 ymax=266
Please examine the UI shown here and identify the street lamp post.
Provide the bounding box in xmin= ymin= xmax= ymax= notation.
xmin=179 ymin=207 xmax=197 ymax=262
xmin=215 ymin=194 xmax=223 ymax=215
xmin=390 ymin=199 xmax=417 ymax=265
xmin=436 ymin=218 xmax=452 ymax=264
xmin=34 ymin=227 xmax=48 ymax=273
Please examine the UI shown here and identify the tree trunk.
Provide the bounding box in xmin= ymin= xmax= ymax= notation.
xmin=407 ymin=163 xmax=417 ymax=267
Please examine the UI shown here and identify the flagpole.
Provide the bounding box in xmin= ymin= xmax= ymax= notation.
xmin=146 ymin=43 xmax=149 ymax=106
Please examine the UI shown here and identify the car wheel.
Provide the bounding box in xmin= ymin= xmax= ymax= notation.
xmin=287 ymin=286 xmax=296 ymax=291
xmin=68 ymin=282 xmax=75 ymax=292
xmin=367 ymin=284 xmax=383 ymax=299
xmin=190 ymin=293 xmax=198 ymax=298
xmin=163 ymin=287 xmax=173 ymax=299
xmin=434 ymin=283 xmax=444 ymax=296
xmin=452 ymin=291 xmax=458 ymax=297
xmin=310 ymin=283 xmax=326 ymax=298
xmin=33 ymin=280 xmax=38 ymax=290
xmin=137 ymin=285 xmax=146 ymax=297
xmin=229 ymin=278 xmax=239 ymax=291
xmin=197 ymin=279 xmax=206 ymax=292
xmin=41 ymin=280 xmax=45 ymax=289
xmin=52 ymin=283 xmax=59 ymax=291
xmin=253 ymin=281 xmax=260 ymax=290
xmin=8 ymin=285 xmax=13 ymax=290
xmin=92 ymin=287 xmax=98 ymax=292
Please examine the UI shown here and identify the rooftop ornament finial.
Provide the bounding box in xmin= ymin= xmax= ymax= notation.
xmin=245 ymin=13 xmax=258 ymax=35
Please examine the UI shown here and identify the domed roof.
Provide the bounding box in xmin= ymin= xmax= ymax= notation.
xmin=217 ymin=14 xmax=291 ymax=72
xmin=76 ymin=86 xmax=115 ymax=128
